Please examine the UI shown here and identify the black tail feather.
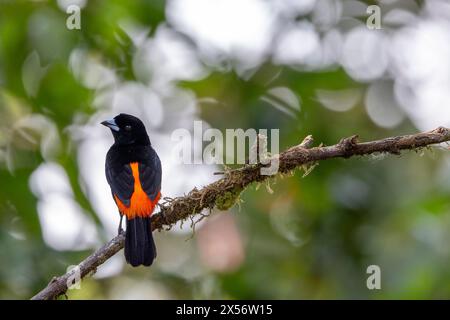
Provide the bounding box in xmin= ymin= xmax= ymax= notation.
xmin=125 ymin=217 xmax=156 ymax=267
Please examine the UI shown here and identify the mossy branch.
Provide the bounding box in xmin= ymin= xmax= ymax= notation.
xmin=31 ymin=127 xmax=450 ymax=300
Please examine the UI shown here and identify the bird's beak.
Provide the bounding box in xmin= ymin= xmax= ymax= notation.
xmin=101 ymin=119 xmax=120 ymax=132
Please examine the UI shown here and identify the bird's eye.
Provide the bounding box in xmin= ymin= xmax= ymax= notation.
xmin=124 ymin=125 xmax=132 ymax=131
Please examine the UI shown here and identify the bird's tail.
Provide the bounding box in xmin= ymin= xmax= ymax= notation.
xmin=125 ymin=217 xmax=156 ymax=267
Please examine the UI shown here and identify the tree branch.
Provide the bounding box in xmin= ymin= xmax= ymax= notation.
xmin=31 ymin=127 xmax=450 ymax=300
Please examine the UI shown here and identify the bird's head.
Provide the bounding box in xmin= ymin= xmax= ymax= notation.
xmin=102 ymin=113 xmax=150 ymax=146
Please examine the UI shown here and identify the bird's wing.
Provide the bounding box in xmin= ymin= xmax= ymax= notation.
xmin=139 ymin=151 xmax=162 ymax=201
xmin=106 ymin=161 xmax=134 ymax=207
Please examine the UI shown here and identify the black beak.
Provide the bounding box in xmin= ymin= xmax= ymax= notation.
xmin=101 ymin=119 xmax=120 ymax=132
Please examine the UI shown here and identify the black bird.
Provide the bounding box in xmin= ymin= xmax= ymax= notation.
xmin=102 ymin=113 xmax=162 ymax=267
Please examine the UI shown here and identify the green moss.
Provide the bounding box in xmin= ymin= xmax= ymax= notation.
xmin=215 ymin=186 xmax=243 ymax=211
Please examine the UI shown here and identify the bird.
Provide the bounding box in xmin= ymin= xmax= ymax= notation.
xmin=102 ymin=113 xmax=162 ymax=267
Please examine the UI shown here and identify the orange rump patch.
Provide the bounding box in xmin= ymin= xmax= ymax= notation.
xmin=114 ymin=162 xmax=160 ymax=219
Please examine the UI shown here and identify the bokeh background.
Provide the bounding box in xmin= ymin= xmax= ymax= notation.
xmin=1 ymin=0 xmax=450 ymax=299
